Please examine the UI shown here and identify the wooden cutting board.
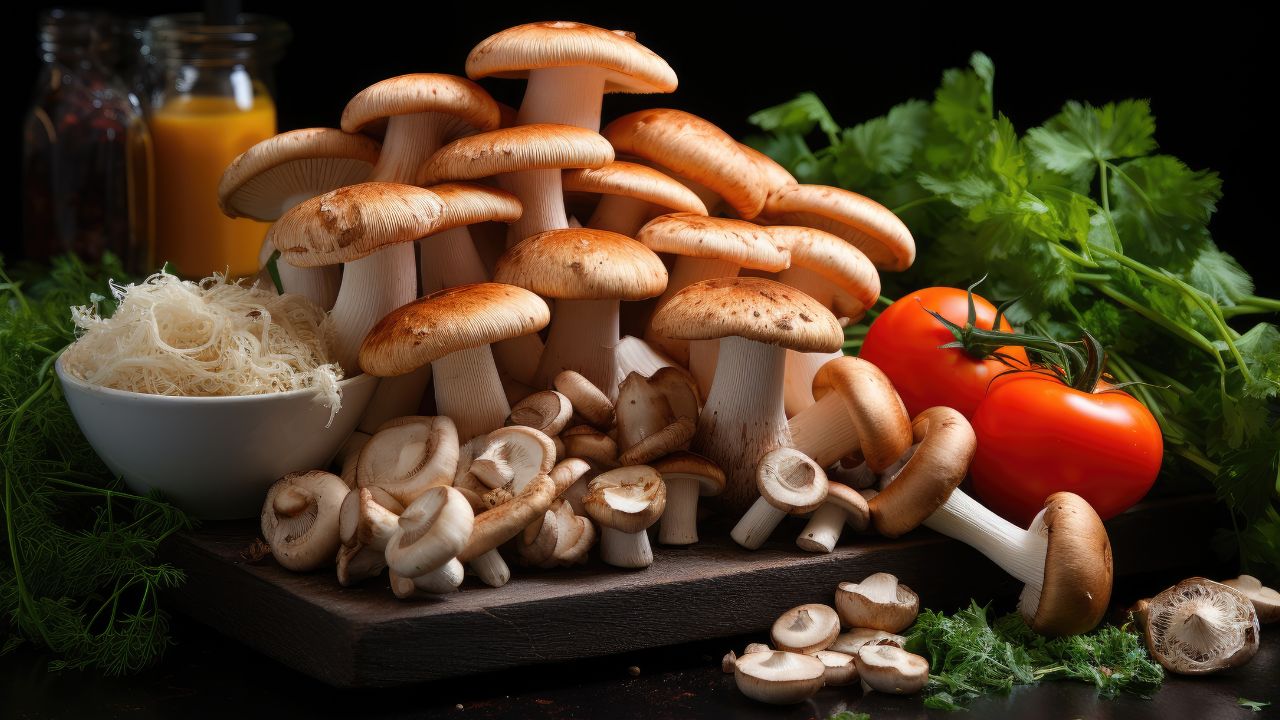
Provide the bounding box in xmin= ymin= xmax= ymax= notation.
xmin=164 ymin=495 xmax=1212 ymax=688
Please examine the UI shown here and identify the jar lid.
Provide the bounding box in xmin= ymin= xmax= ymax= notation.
xmin=145 ymin=13 xmax=290 ymax=63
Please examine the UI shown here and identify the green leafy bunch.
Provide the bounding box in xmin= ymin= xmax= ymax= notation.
xmin=904 ymin=601 xmax=1164 ymax=710
xmin=748 ymin=54 xmax=1280 ymax=582
xmin=1 ymin=254 xmax=190 ymax=674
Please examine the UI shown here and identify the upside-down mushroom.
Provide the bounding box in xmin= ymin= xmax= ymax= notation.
xmin=1136 ymin=577 xmax=1260 ymax=674
xmin=731 ymin=448 xmax=829 ymax=550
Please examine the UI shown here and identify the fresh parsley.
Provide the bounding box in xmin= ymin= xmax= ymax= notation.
xmin=1239 ymin=698 xmax=1271 ymax=712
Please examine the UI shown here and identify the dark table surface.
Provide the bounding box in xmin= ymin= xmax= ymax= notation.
xmin=4 ymin=570 xmax=1277 ymax=720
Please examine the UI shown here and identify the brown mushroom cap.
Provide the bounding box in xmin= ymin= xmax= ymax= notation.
xmin=740 ymin=143 xmax=796 ymax=193
xmin=494 ymin=227 xmax=667 ymax=301
xmin=1141 ymin=577 xmax=1260 ymax=674
xmin=466 ymin=21 xmax=677 ymax=93
xmin=269 ymin=182 xmax=521 ymax=267
xmin=417 ymin=124 xmax=615 ymax=186
xmin=554 ymin=370 xmax=615 ymax=427
xmin=734 ymin=651 xmax=826 ymax=705
xmin=768 ymin=225 xmax=881 ymax=313
xmin=869 ymin=406 xmax=974 ymax=537
xmin=814 ymin=357 xmax=913 ymax=473
xmin=218 ymin=128 xmax=381 ymax=221
xmin=341 ymin=73 xmax=501 ymax=137
xmin=1222 ymin=575 xmax=1280 ymax=624
xmin=457 ymin=473 xmax=557 ymax=562
xmin=835 ymin=573 xmax=921 ymax=633
xmin=771 ymin=603 xmax=841 ymax=654
xmin=260 ymin=470 xmax=349 ymax=572
xmin=763 ymin=184 xmax=915 ymax=271
xmin=1026 ymin=492 xmax=1113 ymax=637
xmin=856 ymin=645 xmax=930 ymax=695
xmin=757 ymin=447 xmax=829 ymax=514
xmin=649 ymin=277 xmax=843 ymax=353
xmin=561 ymin=424 xmax=619 ymax=466
xmin=604 ymin=109 xmax=766 ymax=218
xmin=636 ymin=214 xmax=789 ymax=271
xmin=358 ymin=283 xmax=550 ymax=377
xmin=825 ymin=482 xmax=871 ymax=531
xmin=583 ymin=465 xmax=666 ymax=532
xmin=651 ymin=452 xmax=726 ymax=497
xmin=563 ymin=161 xmax=708 ymax=215
xmin=508 ymin=390 xmax=574 ymax=437
xmin=383 ymin=486 xmax=475 ymax=577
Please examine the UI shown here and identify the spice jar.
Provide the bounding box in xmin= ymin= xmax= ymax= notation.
xmin=22 ymin=9 xmax=154 ymax=273
xmin=145 ymin=13 xmax=290 ymax=279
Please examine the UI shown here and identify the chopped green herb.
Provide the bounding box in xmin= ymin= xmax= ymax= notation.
xmin=825 ymin=712 xmax=871 ymax=720
xmin=1239 ymin=698 xmax=1271 ymax=712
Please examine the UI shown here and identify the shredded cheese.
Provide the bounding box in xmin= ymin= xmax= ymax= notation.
xmin=63 ymin=272 xmax=344 ymax=424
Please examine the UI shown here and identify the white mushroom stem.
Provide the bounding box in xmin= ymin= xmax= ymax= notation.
xmin=432 ymin=345 xmax=511 ymax=443
xmin=500 ymin=170 xmax=571 ymax=248
xmin=688 ymin=339 xmax=718 ymax=404
xmin=784 ymin=349 xmax=845 ymax=418
xmin=535 ymin=299 xmax=620 ymax=399
xmin=588 ymin=194 xmax=654 ymax=236
xmin=600 ymin=526 xmax=653 ymax=568
xmin=788 ymin=393 xmax=858 ymax=467
xmin=614 ymin=336 xmax=679 ymax=390
xmin=797 ymin=503 xmax=848 ymax=553
xmin=469 ymin=549 xmax=512 ymax=587
xmin=695 ymin=336 xmax=791 ymax=512
xmin=257 ymin=235 xmax=341 ymax=310
xmin=730 ymin=498 xmax=787 ymax=550
xmin=517 ymin=66 xmax=607 ymax=132
xmin=413 ymin=558 xmax=465 ymax=594
xmin=657 ymin=475 xmax=702 ymax=545
xmin=917 ymin=486 xmax=1048 ymax=601
xmin=420 ymin=226 xmax=490 ymax=295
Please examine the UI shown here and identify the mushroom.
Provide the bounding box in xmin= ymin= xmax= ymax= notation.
xmin=722 ymin=651 xmax=738 ymax=673
xmin=739 ymin=142 xmax=797 ymax=197
xmin=218 ymin=127 xmax=380 ymax=308
xmin=613 ymin=336 xmax=695 ymax=398
xmin=743 ymin=642 xmax=772 ymax=655
xmin=796 ymin=482 xmax=870 ymax=553
xmin=761 ymin=183 xmax=916 ymax=272
xmin=856 ymin=644 xmax=930 ymax=695
xmin=507 ymin=390 xmax=574 ymax=437
xmin=550 ymin=502 xmax=597 ymax=566
xmin=1222 ymin=575 xmax=1280 ymax=623
xmin=335 ymin=486 xmax=404 ymax=586
xmin=383 ymin=486 xmax=475 ymax=579
xmin=358 ymin=283 xmax=550 ymax=442
xmin=549 ymin=457 xmax=595 ymax=516
xmin=733 ymin=651 xmax=826 ymax=705
xmin=650 ymin=277 xmax=843 ymax=513
xmin=771 ymin=603 xmax=841 ymax=654
xmin=335 ymin=430 xmax=372 ymax=488
xmin=787 ymin=356 xmax=912 ymax=469
xmin=469 ymin=426 xmax=557 ymax=492
xmin=456 ymin=473 xmax=557 ymax=586
xmin=870 ymin=406 xmax=1114 ymax=636
xmin=829 ymin=629 xmax=905 ymax=655
xmin=554 ymin=370 xmax=615 ymax=428
xmin=493 ymin=227 xmax=667 ymax=397
xmin=466 ymin=21 xmax=676 ymax=133
xmin=390 ymin=559 xmax=465 ymax=598
xmin=731 ymin=448 xmax=828 ymax=550
xmin=561 ymin=425 xmax=619 ymax=467
xmin=1138 ymin=577 xmax=1260 ymax=674
xmin=615 ymin=371 xmax=696 ymax=466
xmin=637 ymin=213 xmax=790 ymax=367
xmin=515 ymin=504 xmax=562 ymax=567
xmin=563 ymin=161 xmax=707 ymax=236
xmin=814 ymin=650 xmax=858 ymax=686
xmin=583 ymin=465 xmax=666 ymax=568
xmin=260 ymin=470 xmax=349 ymax=572
xmin=652 ymin=452 xmax=725 ymax=545
xmin=357 ymin=415 xmax=459 ymax=505
xmin=835 ymin=573 xmax=920 ymax=633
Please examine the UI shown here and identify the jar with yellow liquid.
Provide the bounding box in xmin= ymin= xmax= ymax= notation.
xmin=145 ymin=14 xmax=289 ymax=279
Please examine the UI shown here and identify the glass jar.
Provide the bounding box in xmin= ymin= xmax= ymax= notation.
xmin=145 ymin=13 xmax=290 ymax=279
xmin=22 ymin=9 xmax=154 ymax=273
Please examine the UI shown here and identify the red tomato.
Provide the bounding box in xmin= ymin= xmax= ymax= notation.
xmin=859 ymin=287 xmax=1028 ymax=419
xmin=970 ymin=371 xmax=1163 ymax=526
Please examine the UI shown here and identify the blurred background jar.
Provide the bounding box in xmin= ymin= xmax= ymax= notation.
xmin=145 ymin=12 xmax=289 ymax=279
xmin=22 ymin=8 xmax=154 ymax=274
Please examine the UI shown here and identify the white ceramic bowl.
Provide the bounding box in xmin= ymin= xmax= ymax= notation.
xmin=56 ymin=356 xmax=379 ymax=520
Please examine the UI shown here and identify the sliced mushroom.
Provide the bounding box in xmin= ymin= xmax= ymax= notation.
xmin=856 ymin=644 xmax=929 ymax=695
xmin=358 ymin=416 xmax=460 ymax=505
xmin=583 ymin=465 xmax=666 ymax=568
xmin=1221 ymin=575 xmax=1280 ymax=624
xmin=835 ymin=573 xmax=920 ymax=633
xmin=730 ymin=448 xmax=828 ymax=550
xmin=771 ymin=603 xmax=841 ymax=654
xmin=1139 ymin=577 xmax=1260 ymax=674
xmin=261 ymin=471 xmax=349 ymax=572
xmin=734 ymin=650 xmax=826 ymax=705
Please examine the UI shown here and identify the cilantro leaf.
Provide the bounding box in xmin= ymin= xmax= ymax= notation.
xmin=748 ymin=91 xmax=841 ymax=143
xmin=933 ymin=52 xmax=994 ymax=144
xmin=1026 ymin=100 xmax=1157 ymax=181
xmin=829 ymin=100 xmax=930 ymax=188
xmin=743 ymin=131 xmax=832 ymax=185
xmin=1189 ymin=248 xmax=1253 ymax=306
xmin=1109 ymin=155 xmax=1222 ymax=265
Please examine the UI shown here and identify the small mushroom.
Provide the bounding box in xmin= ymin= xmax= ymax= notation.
xmin=554 ymin=370 xmax=616 ymax=428
xmin=1221 ymin=575 xmax=1280 ymax=623
xmin=583 ymin=465 xmax=666 ymax=568
xmin=383 ymin=486 xmax=475 ymax=578
xmin=730 ymin=448 xmax=828 ymax=550
xmin=1139 ymin=577 xmax=1260 ymax=674
xmin=771 ymin=603 xmax=841 ymax=654
xmin=796 ymin=482 xmax=869 ymax=553
xmin=787 ymin=356 xmax=912 ymax=469
xmin=653 ymin=452 xmax=725 ymax=545
xmin=507 ymin=390 xmax=574 ymax=437
xmin=856 ymin=644 xmax=929 ymax=695
xmin=551 ymin=509 xmax=597 ymax=567
xmin=357 ymin=416 xmax=460 ymax=505
xmin=549 ymin=457 xmax=595 ymax=516
xmin=469 ymin=426 xmax=557 ymax=492
xmin=615 ymin=371 xmax=697 ymax=465
xmin=561 ymin=425 xmax=619 ymax=467
xmin=733 ymin=650 xmax=826 ymax=705
xmin=835 ymin=573 xmax=920 ymax=633
xmin=828 ymin=628 xmax=905 ymax=655
xmin=261 ymin=471 xmax=349 ymax=572
xmin=337 ymin=543 xmax=389 ymax=587
xmin=515 ymin=506 xmax=561 ymax=567
xmin=814 ymin=650 xmax=858 ymax=686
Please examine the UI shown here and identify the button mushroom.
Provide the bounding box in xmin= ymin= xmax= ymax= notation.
xmin=734 ymin=650 xmax=826 ymax=705
xmin=856 ymin=644 xmax=930 ymax=695
xmin=507 ymin=390 xmax=574 ymax=437
xmin=583 ymin=465 xmax=666 ymax=568
xmin=554 ymin=370 xmax=615 ymax=428
xmin=336 ymin=486 xmax=404 ymax=586
xmin=468 ymin=426 xmax=557 ymax=492
xmin=835 ymin=573 xmax=920 ymax=633
xmin=771 ymin=603 xmax=841 ymax=654
xmin=357 ymin=415 xmax=459 ymax=505
xmin=787 ymin=356 xmax=912 ymax=469
xmin=731 ymin=448 xmax=828 ymax=550
xmin=652 ymin=452 xmax=725 ymax=545
xmin=869 ymin=406 xmax=1114 ymax=636
xmin=261 ymin=471 xmax=349 ymax=572
xmin=561 ymin=425 xmax=619 ymax=468
xmin=1222 ymin=575 xmax=1280 ymax=623
xmin=1137 ymin=577 xmax=1261 ymax=674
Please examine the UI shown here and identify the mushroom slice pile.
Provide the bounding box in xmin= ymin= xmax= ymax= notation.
xmin=261 ymin=471 xmax=349 ymax=572
xmin=357 ymin=415 xmax=460 ymax=505
xmin=770 ymin=603 xmax=840 ymax=654
xmin=835 ymin=573 xmax=920 ymax=633
xmin=583 ymin=465 xmax=666 ymax=568
xmin=734 ymin=650 xmax=826 ymax=705
xmin=1138 ymin=577 xmax=1260 ymax=674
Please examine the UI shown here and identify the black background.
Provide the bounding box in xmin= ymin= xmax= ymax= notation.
xmin=11 ymin=3 xmax=1273 ymax=294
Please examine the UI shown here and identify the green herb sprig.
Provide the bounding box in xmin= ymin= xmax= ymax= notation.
xmin=1 ymin=254 xmax=190 ymax=674
xmin=748 ymin=54 xmax=1280 ymax=583
xmin=905 ymin=601 xmax=1163 ymax=710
